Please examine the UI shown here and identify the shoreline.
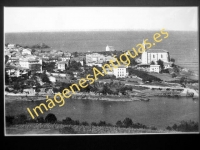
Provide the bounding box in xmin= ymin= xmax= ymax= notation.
xmin=5 ymin=91 xmax=198 ymax=103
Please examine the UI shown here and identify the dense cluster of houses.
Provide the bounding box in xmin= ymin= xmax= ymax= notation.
xmin=5 ymin=43 xmax=173 ymax=82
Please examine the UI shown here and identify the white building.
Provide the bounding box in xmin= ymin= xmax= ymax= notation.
xmin=113 ymin=65 xmax=128 ymax=78
xmin=149 ymin=65 xmax=160 ymax=73
xmin=87 ymin=63 xmax=102 ymax=67
xmin=61 ymin=57 xmax=70 ymax=61
xmin=19 ymin=56 xmax=42 ymax=73
xmin=86 ymin=53 xmax=105 ymax=64
xmin=7 ymin=44 xmax=16 ymax=49
xmin=141 ymin=49 xmax=170 ymax=64
xmin=136 ymin=64 xmax=160 ymax=73
xmin=57 ymin=61 xmax=67 ymax=71
xmin=106 ymin=45 xmax=115 ymax=51
xmin=21 ymin=48 xmax=32 ymax=55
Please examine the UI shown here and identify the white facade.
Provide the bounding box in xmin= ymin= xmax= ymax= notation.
xmin=106 ymin=45 xmax=115 ymax=51
xmin=61 ymin=57 xmax=70 ymax=61
xmin=113 ymin=66 xmax=128 ymax=78
xmin=48 ymin=76 xmax=56 ymax=82
xmin=57 ymin=63 xmax=66 ymax=71
xmin=86 ymin=53 xmax=105 ymax=64
xmin=141 ymin=49 xmax=169 ymax=64
xmin=22 ymin=49 xmax=32 ymax=55
xmin=87 ymin=63 xmax=102 ymax=67
xmin=7 ymin=44 xmax=16 ymax=49
xmin=19 ymin=57 xmax=42 ymax=72
xmin=137 ymin=64 xmax=160 ymax=73
xmin=149 ymin=65 xmax=160 ymax=73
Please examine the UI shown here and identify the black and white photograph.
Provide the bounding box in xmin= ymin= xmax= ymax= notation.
xmin=4 ymin=7 xmax=199 ymax=135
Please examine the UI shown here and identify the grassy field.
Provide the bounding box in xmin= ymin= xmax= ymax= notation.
xmin=6 ymin=123 xmax=177 ymax=135
xmin=148 ymin=73 xmax=177 ymax=82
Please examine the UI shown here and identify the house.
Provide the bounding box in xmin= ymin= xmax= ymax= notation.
xmin=87 ymin=63 xmax=102 ymax=67
xmin=57 ymin=61 xmax=67 ymax=71
xmin=149 ymin=65 xmax=161 ymax=73
xmin=136 ymin=64 xmax=160 ymax=73
xmin=86 ymin=53 xmax=105 ymax=64
xmin=7 ymin=44 xmax=16 ymax=49
xmin=70 ymin=56 xmax=85 ymax=66
xmin=61 ymin=56 xmax=70 ymax=62
xmin=23 ymin=88 xmax=35 ymax=96
xmin=113 ymin=65 xmax=128 ymax=78
xmin=105 ymin=55 xmax=115 ymax=62
xmin=163 ymin=62 xmax=173 ymax=69
xmin=64 ymin=52 xmax=72 ymax=57
xmin=21 ymin=48 xmax=32 ymax=55
xmin=19 ymin=56 xmax=42 ymax=73
xmin=8 ymin=57 xmax=19 ymax=63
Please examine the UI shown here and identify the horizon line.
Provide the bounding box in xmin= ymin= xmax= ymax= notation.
xmin=5 ymin=29 xmax=198 ymax=33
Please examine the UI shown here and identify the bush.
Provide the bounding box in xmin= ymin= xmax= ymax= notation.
xmin=166 ymin=126 xmax=172 ymax=131
xmin=98 ymin=121 xmax=107 ymax=126
xmin=62 ymin=117 xmax=74 ymax=125
xmin=132 ymin=123 xmax=148 ymax=129
xmin=59 ymin=127 xmax=77 ymax=134
xmin=81 ymin=121 xmax=89 ymax=126
xmin=123 ymin=118 xmax=133 ymax=128
xmin=150 ymin=126 xmax=157 ymax=130
xmin=166 ymin=121 xmax=198 ymax=132
xmin=116 ymin=120 xmax=123 ymax=127
xmin=91 ymin=122 xmax=97 ymax=126
xmin=45 ymin=113 xmax=57 ymax=123
xmin=13 ymin=114 xmax=27 ymax=124
xmin=36 ymin=116 xmax=45 ymax=123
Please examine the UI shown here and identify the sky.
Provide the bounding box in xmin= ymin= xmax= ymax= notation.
xmin=4 ymin=7 xmax=198 ymax=32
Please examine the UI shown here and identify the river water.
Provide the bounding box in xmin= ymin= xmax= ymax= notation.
xmin=5 ymin=97 xmax=199 ymax=129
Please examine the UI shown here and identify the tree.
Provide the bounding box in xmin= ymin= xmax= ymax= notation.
xmin=123 ymin=118 xmax=133 ymax=128
xmin=130 ymin=58 xmax=138 ymax=66
xmin=45 ymin=113 xmax=57 ymax=123
xmin=116 ymin=120 xmax=123 ymax=127
xmin=40 ymin=72 xmax=51 ymax=83
xmin=36 ymin=116 xmax=45 ymax=123
xmin=74 ymin=51 xmax=78 ymax=57
xmin=5 ymin=55 xmax=9 ymax=64
xmin=83 ymin=58 xmax=86 ymax=66
xmin=171 ymin=73 xmax=177 ymax=78
xmin=13 ymin=114 xmax=27 ymax=124
xmin=62 ymin=117 xmax=74 ymax=125
xmin=5 ymin=72 xmax=10 ymax=85
xmin=170 ymin=58 xmax=175 ymax=63
xmin=180 ymin=76 xmax=187 ymax=87
xmin=157 ymin=59 xmax=164 ymax=71
xmin=150 ymin=61 xmax=155 ymax=65
xmin=42 ymin=62 xmax=56 ymax=72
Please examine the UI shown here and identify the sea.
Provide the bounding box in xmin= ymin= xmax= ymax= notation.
xmin=5 ymin=31 xmax=199 ymax=74
xmin=5 ymin=97 xmax=199 ymax=129
xmin=5 ymin=31 xmax=199 ymax=130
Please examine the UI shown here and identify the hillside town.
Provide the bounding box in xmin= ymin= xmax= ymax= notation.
xmin=4 ymin=42 xmax=199 ymax=100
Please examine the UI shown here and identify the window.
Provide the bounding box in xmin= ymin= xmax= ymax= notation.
xmin=153 ymin=55 xmax=155 ymax=58
xmin=161 ymin=54 xmax=163 ymax=58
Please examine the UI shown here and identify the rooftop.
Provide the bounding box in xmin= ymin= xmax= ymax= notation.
xmin=146 ymin=49 xmax=168 ymax=53
xmin=57 ymin=61 xmax=67 ymax=64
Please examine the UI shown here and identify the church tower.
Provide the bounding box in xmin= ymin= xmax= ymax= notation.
xmin=141 ymin=39 xmax=148 ymax=64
